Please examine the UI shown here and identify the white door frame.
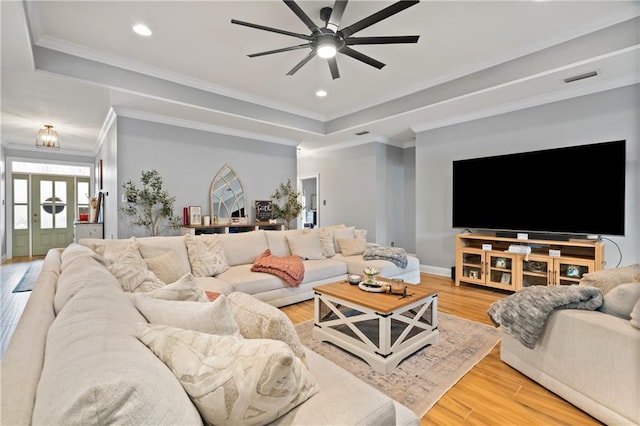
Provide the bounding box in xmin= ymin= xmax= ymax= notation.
xmin=297 ymin=173 xmax=319 ymax=229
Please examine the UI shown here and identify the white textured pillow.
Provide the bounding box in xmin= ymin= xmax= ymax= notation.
xmin=185 ymin=235 xmax=218 ymax=277
xmin=108 ymin=240 xmax=163 ymax=293
xmin=133 ymin=293 xmax=241 ymax=337
xmin=579 ymin=263 xmax=640 ymax=294
xmin=144 ymin=250 xmax=186 ymax=284
xmin=332 ymin=226 xmax=355 ymax=253
xmin=142 ymin=273 xmax=208 ymax=302
xmin=135 ymin=323 xmax=319 ymax=426
xmin=227 ymin=292 xmax=307 ymax=364
xmin=200 ymin=234 xmax=230 ymax=275
xmin=287 ymin=232 xmax=325 ymax=260
xmin=354 ymin=228 xmax=368 ymax=243
xmin=599 ymin=283 xmax=640 ymax=319
xmin=337 ymin=238 xmax=367 ymax=257
xmin=317 ymin=228 xmax=336 ymax=257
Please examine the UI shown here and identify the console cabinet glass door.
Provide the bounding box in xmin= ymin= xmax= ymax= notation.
xmin=554 ymin=258 xmax=595 ymax=286
xmin=521 ymin=255 xmax=552 ymax=287
xmin=486 ymin=253 xmax=517 ymax=290
xmin=459 ymin=248 xmax=484 ymax=284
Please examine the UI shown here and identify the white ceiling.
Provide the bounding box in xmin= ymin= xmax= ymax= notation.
xmin=2 ymin=1 xmax=639 ymax=156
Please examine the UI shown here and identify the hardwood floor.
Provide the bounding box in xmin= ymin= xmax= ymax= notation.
xmin=1 ymin=258 xmax=601 ymax=425
xmin=281 ymin=274 xmax=602 ymax=426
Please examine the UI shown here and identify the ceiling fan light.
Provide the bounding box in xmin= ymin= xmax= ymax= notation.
xmin=317 ymin=44 xmax=337 ymax=59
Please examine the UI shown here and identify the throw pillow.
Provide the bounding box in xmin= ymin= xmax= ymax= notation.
xmin=142 ymin=273 xmax=208 ymax=302
xmin=205 ymin=291 xmax=220 ymax=301
xmin=251 ymin=249 xmax=305 ymax=287
xmin=108 ymin=239 xmax=163 ymax=293
xmin=332 ymin=226 xmax=355 ymax=253
xmin=133 ymin=293 xmax=241 ymax=337
xmin=144 ymin=250 xmax=186 ymax=284
xmin=599 ymin=282 xmax=640 ymax=319
xmin=286 ymin=233 xmax=325 ymax=260
xmin=135 ymin=323 xmax=318 ymax=426
xmin=630 ymin=299 xmax=640 ymax=329
xmin=336 ymin=238 xmax=367 ymax=257
xmin=317 ymin=227 xmax=336 ymax=258
xmin=579 ymin=263 xmax=640 ymax=294
xmin=200 ymin=234 xmax=230 ymax=275
xmin=185 ymin=235 xmax=220 ymax=277
xmin=227 ymin=291 xmax=308 ymax=364
xmin=354 ymin=228 xmax=368 ymax=243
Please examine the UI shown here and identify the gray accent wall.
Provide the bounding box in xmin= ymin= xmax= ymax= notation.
xmin=298 ymin=142 xmax=414 ymax=250
xmin=114 ymin=117 xmax=297 ymax=238
xmin=415 ymin=84 xmax=639 ymax=271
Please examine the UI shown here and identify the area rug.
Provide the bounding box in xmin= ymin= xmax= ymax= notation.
xmin=295 ymin=313 xmax=500 ymax=417
xmin=11 ymin=260 xmax=44 ymax=293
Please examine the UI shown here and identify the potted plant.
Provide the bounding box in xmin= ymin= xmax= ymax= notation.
xmin=120 ymin=169 xmax=182 ymax=236
xmin=270 ymin=179 xmax=303 ymax=230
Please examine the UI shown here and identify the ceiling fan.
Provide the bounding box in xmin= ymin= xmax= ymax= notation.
xmin=231 ymin=0 xmax=420 ymax=80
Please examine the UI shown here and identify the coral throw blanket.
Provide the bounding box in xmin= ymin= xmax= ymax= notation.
xmin=251 ymin=249 xmax=305 ymax=287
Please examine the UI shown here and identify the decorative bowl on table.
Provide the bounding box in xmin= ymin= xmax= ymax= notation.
xmin=348 ymin=274 xmax=362 ymax=285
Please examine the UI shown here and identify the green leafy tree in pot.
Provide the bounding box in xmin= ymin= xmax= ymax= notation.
xmin=271 ymin=179 xmax=303 ymax=230
xmin=120 ymin=170 xmax=182 ymax=236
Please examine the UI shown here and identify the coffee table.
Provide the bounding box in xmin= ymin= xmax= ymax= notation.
xmin=313 ymin=279 xmax=439 ymax=374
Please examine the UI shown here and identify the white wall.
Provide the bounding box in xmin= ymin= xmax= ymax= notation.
xmin=115 ymin=117 xmax=297 ymax=237
xmin=415 ymin=84 xmax=639 ymax=272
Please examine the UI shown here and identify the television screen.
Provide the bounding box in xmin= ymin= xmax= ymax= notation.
xmin=452 ymin=140 xmax=626 ymax=236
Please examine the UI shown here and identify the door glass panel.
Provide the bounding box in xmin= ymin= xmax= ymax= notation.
xmin=54 ymin=181 xmax=67 ymax=228
xmin=14 ymin=205 xmax=28 ymax=229
xmin=77 ymin=181 xmax=90 ymax=221
xmin=40 ymin=180 xmax=53 ymax=229
xmin=14 ymin=179 xmax=27 ymax=203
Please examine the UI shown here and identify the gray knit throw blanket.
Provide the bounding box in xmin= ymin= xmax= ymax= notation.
xmin=363 ymin=246 xmax=408 ymax=268
xmin=487 ymin=285 xmax=603 ymax=349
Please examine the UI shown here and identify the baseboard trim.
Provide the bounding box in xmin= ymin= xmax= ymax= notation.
xmin=420 ymin=265 xmax=451 ymax=277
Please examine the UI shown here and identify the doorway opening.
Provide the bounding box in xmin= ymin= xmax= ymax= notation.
xmin=298 ymin=174 xmax=319 ymax=229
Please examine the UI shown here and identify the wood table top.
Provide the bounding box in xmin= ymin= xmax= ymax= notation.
xmin=313 ymin=279 xmax=437 ymax=314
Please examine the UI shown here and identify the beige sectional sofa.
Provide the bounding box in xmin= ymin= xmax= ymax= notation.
xmin=2 ymin=242 xmax=420 ymax=425
xmin=500 ymin=267 xmax=640 ymax=426
xmin=79 ymin=227 xmax=420 ymax=307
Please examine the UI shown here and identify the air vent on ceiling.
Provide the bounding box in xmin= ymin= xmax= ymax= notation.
xmin=563 ymin=71 xmax=598 ymax=84
xmin=355 ymin=131 xmax=370 ymax=136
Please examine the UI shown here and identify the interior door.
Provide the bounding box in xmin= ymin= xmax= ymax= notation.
xmin=31 ymin=176 xmax=74 ymax=255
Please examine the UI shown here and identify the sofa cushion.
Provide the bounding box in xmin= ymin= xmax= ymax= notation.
xmin=60 ymin=243 xmax=109 ymax=271
xmin=287 ymin=232 xmax=325 ymax=260
xmin=107 ymin=239 xmax=163 ymax=293
xmin=599 ymin=283 xmax=640 ymax=319
xmin=193 ymin=276 xmax=235 ymax=295
xmin=217 ymin=264 xmax=285 ymax=294
xmin=141 ymin=273 xmax=208 ymax=302
xmin=335 ymin=253 xmax=420 ymax=278
xmin=631 ymin=299 xmax=640 ymax=329
xmin=135 ymin=323 xmax=318 ymax=426
xmin=301 ymin=258 xmax=348 ymax=283
xmin=80 ymin=237 xmax=132 ymax=262
xmin=227 ymin=291 xmax=307 ymax=364
xmin=337 ymin=238 xmax=367 ymax=256
xmin=579 ymin=263 xmax=640 ymax=294
xmin=32 ymin=273 xmax=203 ymax=425
xmin=251 ymin=249 xmax=304 ymax=287
xmin=144 ymin=250 xmax=186 ymax=284
xmin=332 ymin=226 xmax=355 ymax=253
xmin=264 ymin=229 xmax=304 ymax=257
xmin=317 ymin=227 xmax=337 ymax=257
xmin=133 ymin=294 xmax=241 ymax=337
xmin=217 ymin=230 xmax=269 ymax=266
xmin=136 ymin=236 xmax=192 ymax=275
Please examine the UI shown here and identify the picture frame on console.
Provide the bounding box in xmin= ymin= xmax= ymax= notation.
xmin=189 ymin=206 xmax=202 ymax=225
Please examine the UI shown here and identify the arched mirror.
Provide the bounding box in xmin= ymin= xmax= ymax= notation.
xmin=210 ymin=164 xmax=247 ymax=223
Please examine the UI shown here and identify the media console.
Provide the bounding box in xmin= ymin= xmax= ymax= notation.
xmin=455 ymin=233 xmax=604 ymax=291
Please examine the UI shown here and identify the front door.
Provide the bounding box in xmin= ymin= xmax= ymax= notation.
xmin=31 ymin=176 xmax=74 ymax=255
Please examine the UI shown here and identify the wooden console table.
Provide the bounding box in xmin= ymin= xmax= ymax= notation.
xmin=181 ymin=222 xmax=285 ymax=235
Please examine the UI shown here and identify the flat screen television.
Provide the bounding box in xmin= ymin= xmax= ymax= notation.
xmin=452 ymin=140 xmax=626 ymax=237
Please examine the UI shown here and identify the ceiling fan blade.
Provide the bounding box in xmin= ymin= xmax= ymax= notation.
xmin=248 ymin=44 xmax=310 ymax=58
xmin=346 ymin=35 xmax=419 ymax=45
xmin=231 ymin=19 xmax=312 ymax=41
xmin=327 ymin=1 xmax=348 ymax=32
xmin=340 ymin=0 xmax=420 ymax=38
xmin=340 ymin=46 xmax=385 ymax=69
xmin=283 ymin=0 xmax=320 ymax=34
xmin=328 ymin=57 xmax=340 ymax=80
xmin=286 ymin=50 xmax=316 ymax=76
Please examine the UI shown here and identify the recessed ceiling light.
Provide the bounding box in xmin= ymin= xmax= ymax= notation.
xmin=133 ymin=24 xmax=152 ymax=37
xmin=316 ymin=90 xmax=327 ymax=97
